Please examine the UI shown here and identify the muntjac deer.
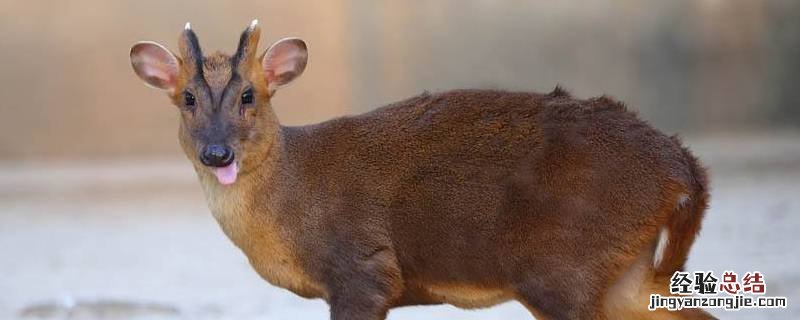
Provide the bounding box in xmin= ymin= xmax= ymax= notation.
xmin=129 ymin=20 xmax=714 ymax=320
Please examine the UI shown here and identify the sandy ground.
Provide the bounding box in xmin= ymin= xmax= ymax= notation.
xmin=1 ymin=132 xmax=798 ymax=319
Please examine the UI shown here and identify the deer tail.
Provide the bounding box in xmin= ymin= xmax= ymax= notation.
xmin=653 ymin=146 xmax=710 ymax=277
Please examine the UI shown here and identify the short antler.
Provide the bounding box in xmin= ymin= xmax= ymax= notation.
xmin=232 ymin=19 xmax=262 ymax=71
xmin=178 ymin=22 xmax=204 ymax=76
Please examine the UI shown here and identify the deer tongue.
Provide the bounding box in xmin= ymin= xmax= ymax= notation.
xmin=212 ymin=162 xmax=238 ymax=185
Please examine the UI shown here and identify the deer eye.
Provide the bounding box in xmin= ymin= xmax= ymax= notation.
xmin=184 ymin=91 xmax=196 ymax=107
xmin=241 ymin=88 xmax=254 ymax=105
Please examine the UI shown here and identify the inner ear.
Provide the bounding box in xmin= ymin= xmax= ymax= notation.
xmin=261 ymin=38 xmax=308 ymax=92
xmin=130 ymin=41 xmax=180 ymax=92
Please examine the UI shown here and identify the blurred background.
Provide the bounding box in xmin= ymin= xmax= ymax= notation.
xmin=0 ymin=0 xmax=798 ymax=319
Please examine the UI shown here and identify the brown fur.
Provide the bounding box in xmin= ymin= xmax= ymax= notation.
xmin=132 ymin=23 xmax=715 ymax=320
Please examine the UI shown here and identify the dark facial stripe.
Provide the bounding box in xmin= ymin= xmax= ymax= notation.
xmin=226 ymin=28 xmax=253 ymax=109
xmin=181 ymin=29 xmax=214 ymax=110
xmin=220 ymin=72 xmax=242 ymax=109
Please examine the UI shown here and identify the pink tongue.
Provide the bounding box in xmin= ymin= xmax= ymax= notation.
xmin=212 ymin=162 xmax=238 ymax=185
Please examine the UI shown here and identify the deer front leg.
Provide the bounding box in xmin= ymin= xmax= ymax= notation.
xmin=328 ymin=285 xmax=393 ymax=320
xmin=325 ymin=244 xmax=403 ymax=320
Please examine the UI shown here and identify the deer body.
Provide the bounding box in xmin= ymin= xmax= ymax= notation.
xmin=131 ymin=21 xmax=714 ymax=320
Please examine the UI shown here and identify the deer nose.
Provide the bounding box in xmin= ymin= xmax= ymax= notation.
xmin=200 ymin=144 xmax=234 ymax=167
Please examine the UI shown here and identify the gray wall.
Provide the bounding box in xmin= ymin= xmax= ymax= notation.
xmin=0 ymin=0 xmax=797 ymax=159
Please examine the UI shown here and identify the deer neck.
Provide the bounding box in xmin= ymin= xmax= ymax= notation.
xmin=194 ymin=131 xmax=283 ymax=245
xmin=193 ymin=131 xmax=322 ymax=297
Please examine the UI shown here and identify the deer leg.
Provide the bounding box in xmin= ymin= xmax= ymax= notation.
xmin=514 ymin=268 xmax=610 ymax=320
xmin=326 ymin=245 xmax=403 ymax=320
xmin=329 ymin=289 xmax=392 ymax=320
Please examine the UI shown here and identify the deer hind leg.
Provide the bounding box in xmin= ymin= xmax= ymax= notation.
xmin=513 ymin=244 xmax=716 ymax=319
xmin=601 ymin=246 xmax=717 ymax=320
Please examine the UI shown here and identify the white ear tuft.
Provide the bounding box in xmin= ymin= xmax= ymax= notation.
xmin=249 ymin=19 xmax=259 ymax=31
xmin=184 ymin=22 xmax=191 ymax=30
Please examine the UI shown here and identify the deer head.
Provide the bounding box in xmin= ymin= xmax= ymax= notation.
xmin=130 ymin=20 xmax=307 ymax=185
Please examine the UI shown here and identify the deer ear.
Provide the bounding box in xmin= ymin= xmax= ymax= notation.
xmin=261 ymin=38 xmax=307 ymax=93
xmin=130 ymin=41 xmax=180 ymax=92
